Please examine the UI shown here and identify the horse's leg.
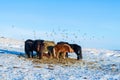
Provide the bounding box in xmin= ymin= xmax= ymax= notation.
xmin=48 ymin=52 xmax=51 ymax=58
xmin=65 ymin=52 xmax=68 ymax=58
xmin=76 ymin=49 xmax=82 ymax=60
xmin=25 ymin=49 xmax=30 ymax=58
xmin=27 ymin=51 xmax=30 ymax=58
xmin=56 ymin=52 xmax=59 ymax=59
xmin=48 ymin=49 xmax=53 ymax=58
xmin=64 ymin=52 xmax=68 ymax=64
xmin=78 ymin=47 xmax=82 ymax=60
xmin=31 ymin=51 xmax=34 ymax=58
xmin=79 ymin=50 xmax=82 ymax=59
xmin=53 ymin=48 xmax=56 ymax=58
xmin=49 ymin=52 xmax=54 ymax=59
xmin=36 ymin=52 xmax=39 ymax=58
xmin=51 ymin=52 xmax=55 ymax=58
xmin=58 ymin=53 xmax=62 ymax=62
xmin=63 ymin=52 xmax=66 ymax=59
xmin=56 ymin=52 xmax=62 ymax=62
xmin=80 ymin=47 xmax=82 ymax=59
xmin=48 ymin=51 xmax=50 ymax=57
xmin=37 ymin=52 xmax=41 ymax=59
xmin=39 ymin=52 xmax=43 ymax=59
xmin=75 ymin=51 xmax=79 ymax=60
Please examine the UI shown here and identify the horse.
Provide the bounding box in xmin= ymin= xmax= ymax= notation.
xmin=69 ymin=44 xmax=82 ymax=60
xmin=33 ymin=40 xmax=44 ymax=59
xmin=24 ymin=39 xmax=44 ymax=59
xmin=43 ymin=40 xmax=56 ymax=58
xmin=53 ymin=43 xmax=74 ymax=59
xmin=57 ymin=41 xmax=82 ymax=60
xmin=25 ymin=39 xmax=34 ymax=58
xmin=57 ymin=42 xmax=69 ymax=57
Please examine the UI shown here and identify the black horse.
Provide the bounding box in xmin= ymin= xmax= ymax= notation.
xmin=69 ymin=44 xmax=82 ymax=60
xmin=57 ymin=41 xmax=82 ymax=60
xmin=25 ymin=39 xmax=34 ymax=58
xmin=25 ymin=39 xmax=44 ymax=59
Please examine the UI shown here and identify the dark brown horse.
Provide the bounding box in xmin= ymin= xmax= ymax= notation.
xmin=33 ymin=40 xmax=44 ymax=59
xmin=53 ymin=43 xmax=74 ymax=59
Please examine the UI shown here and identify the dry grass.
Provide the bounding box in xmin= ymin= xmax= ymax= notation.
xmin=20 ymin=55 xmax=101 ymax=70
xmin=32 ymin=57 xmax=78 ymax=64
xmin=24 ymin=55 xmax=98 ymax=69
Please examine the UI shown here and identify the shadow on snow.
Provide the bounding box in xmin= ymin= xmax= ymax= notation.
xmin=0 ymin=49 xmax=25 ymax=56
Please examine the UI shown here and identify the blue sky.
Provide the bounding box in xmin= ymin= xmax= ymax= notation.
xmin=0 ymin=0 xmax=120 ymax=50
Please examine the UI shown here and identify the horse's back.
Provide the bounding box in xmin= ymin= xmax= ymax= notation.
xmin=44 ymin=41 xmax=55 ymax=48
xmin=57 ymin=41 xmax=69 ymax=45
xmin=43 ymin=40 xmax=55 ymax=53
xmin=69 ymin=44 xmax=81 ymax=52
xmin=54 ymin=43 xmax=73 ymax=52
xmin=33 ymin=39 xmax=44 ymax=51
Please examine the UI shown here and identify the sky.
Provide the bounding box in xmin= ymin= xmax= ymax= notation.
xmin=0 ymin=0 xmax=120 ymax=50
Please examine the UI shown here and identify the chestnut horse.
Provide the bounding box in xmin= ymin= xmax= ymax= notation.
xmin=53 ymin=44 xmax=74 ymax=59
xmin=57 ymin=41 xmax=82 ymax=60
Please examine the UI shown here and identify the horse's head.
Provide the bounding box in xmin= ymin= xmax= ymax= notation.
xmin=69 ymin=44 xmax=82 ymax=60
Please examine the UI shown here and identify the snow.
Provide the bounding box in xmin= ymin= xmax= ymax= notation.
xmin=0 ymin=37 xmax=120 ymax=80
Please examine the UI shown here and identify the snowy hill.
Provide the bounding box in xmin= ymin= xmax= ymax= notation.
xmin=0 ymin=37 xmax=120 ymax=80
xmin=0 ymin=37 xmax=24 ymax=51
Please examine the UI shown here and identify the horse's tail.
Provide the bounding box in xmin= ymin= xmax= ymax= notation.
xmin=69 ymin=47 xmax=74 ymax=53
xmin=64 ymin=44 xmax=74 ymax=53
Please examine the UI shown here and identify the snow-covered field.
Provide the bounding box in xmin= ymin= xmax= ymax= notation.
xmin=0 ymin=37 xmax=120 ymax=80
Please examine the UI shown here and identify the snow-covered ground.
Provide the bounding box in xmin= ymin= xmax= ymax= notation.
xmin=0 ymin=37 xmax=120 ymax=80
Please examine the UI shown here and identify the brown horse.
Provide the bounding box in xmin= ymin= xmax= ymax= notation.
xmin=53 ymin=44 xmax=74 ymax=59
